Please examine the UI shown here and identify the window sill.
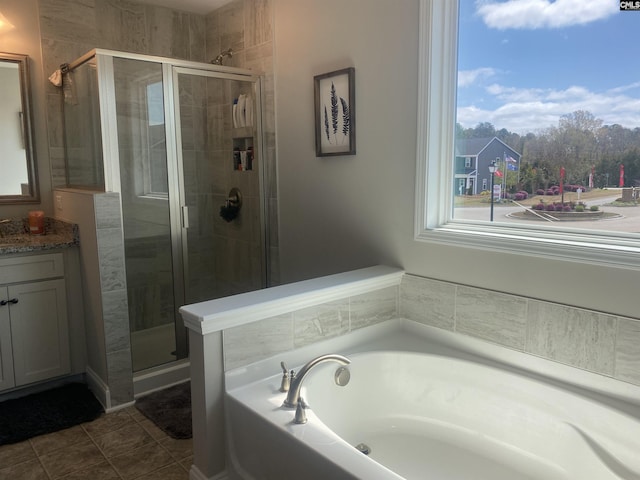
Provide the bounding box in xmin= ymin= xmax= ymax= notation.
xmin=416 ymin=223 xmax=640 ymax=270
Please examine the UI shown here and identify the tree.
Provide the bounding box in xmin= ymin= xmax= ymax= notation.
xmin=457 ymin=110 xmax=640 ymax=191
xmin=555 ymin=111 xmax=602 ymax=181
xmin=470 ymin=122 xmax=496 ymax=138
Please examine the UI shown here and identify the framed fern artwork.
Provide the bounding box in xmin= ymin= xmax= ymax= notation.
xmin=314 ymin=67 xmax=356 ymax=157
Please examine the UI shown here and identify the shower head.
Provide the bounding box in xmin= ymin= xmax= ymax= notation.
xmin=211 ymin=48 xmax=233 ymax=65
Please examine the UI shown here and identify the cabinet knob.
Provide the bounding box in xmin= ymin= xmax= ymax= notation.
xmin=9 ymin=298 xmax=18 ymax=304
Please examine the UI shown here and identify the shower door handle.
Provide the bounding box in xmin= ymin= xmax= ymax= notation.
xmin=181 ymin=205 xmax=189 ymax=229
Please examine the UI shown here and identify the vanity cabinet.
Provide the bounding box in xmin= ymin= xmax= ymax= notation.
xmin=0 ymin=253 xmax=69 ymax=392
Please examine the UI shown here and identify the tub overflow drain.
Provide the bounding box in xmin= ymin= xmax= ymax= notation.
xmin=355 ymin=443 xmax=371 ymax=455
xmin=335 ymin=366 xmax=351 ymax=386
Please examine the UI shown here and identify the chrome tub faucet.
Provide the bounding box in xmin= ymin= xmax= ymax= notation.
xmin=282 ymin=354 xmax=351 ymax=409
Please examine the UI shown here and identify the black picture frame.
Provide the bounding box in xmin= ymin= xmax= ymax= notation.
xmin=314 ymin=67 xmax=356 ymax=157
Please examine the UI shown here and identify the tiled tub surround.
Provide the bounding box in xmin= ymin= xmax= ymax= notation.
xmin=0 ymin=217 xmax=79 ymax=254
xmin=183 ymin=265 xmax=640 ymax=479
xmin=400 ymin=274 xmax=640 ymax=388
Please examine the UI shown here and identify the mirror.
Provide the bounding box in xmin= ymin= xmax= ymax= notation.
xmin=0 ymin=52 xmax=39 ymax=203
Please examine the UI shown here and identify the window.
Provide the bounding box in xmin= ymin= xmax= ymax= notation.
xmin=144 ymin=81 xmax=168 ymax=198
xmin=464 ymin=157 xmax=471 ymax=168
xmin=416 ymin=0 xmax=640 ymax=268
xmin=141 ymin=78 xmax=169 ymax=200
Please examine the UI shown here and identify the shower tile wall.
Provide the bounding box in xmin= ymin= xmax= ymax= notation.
xmin=206 ymin=0 xmax=279 ymax=286
xmin=94 ymin=192 xmax=133 ymax=406
xmin=54 ymin=188 xmax=133 ymax=407
xmin=179 ymin=73 xmax=264 ymax=302
xmin=39 ymin=0 xmax=208 ymax=188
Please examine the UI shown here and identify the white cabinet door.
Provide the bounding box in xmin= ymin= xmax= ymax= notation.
xmin=0 ymin=295 xmax=15 ymax=391
xmin=8 ymin=279 xmax=70 ymax=386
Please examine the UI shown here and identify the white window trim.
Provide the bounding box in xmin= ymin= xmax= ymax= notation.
xmin=414 ymin=0 xmax=640 ymax=270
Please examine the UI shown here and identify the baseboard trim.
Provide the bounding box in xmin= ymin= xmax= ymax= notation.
xmin=85 ymin=366 xmax=111 ymax=411
xmin=133 ymin=359 xmax=191 ymax=398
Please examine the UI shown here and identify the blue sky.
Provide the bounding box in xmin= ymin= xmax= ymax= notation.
xmin=457 ymin=0 xmax=640 ymax=134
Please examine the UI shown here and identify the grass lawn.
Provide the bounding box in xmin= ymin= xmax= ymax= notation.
xmin=455 ymin=188 xmax=623 ymax=208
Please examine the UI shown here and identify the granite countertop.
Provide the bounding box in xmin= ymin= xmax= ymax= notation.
xmin=0 ymin=217 xmax=79 ymax=255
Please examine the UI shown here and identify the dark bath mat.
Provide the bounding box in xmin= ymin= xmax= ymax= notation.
xmin=135 ymin=381 xmax=192 ymax=439
xmin=0 ymin=382 xmax=103 ymax=446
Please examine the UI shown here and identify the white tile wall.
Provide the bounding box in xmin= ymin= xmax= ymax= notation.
xmin=526 ymin=301 xmax=616 ymax=376
xmin=219 ymin=272 xmax=640 ymax=389
xmin=400 ymin=273 xmax=639 ymax=387
xmin=224 ymin=313 xmax=294 ymax=370
xmin=615 ymin=318 xmax=640 ymax=385
xmin=222 ymin=286 xmax=399 ymax=370
xmin=399 ymin=275 xmax=455 ymax=330
xmin=456 ymin=285 xmax=527 ymax=350
xmin=293 ymin=299 xmax=350 ymax=348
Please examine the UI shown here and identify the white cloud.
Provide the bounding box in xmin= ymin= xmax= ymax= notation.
xmin=608 ymin=82 xmax=640 ymax=94
xmin=457 ymin=83 xmax=640 ymax=133
xmin=476 ymin=0 xmax=617 ymax=30
xmin=458 ymin=67 xmax=497 ymax=87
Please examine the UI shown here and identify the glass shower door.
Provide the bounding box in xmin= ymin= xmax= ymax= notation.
xmin=173 ymin=68 xmax=266 ymax=304
xmin=112 ymin=59 xmax=265 ymax=373
xmin=113 ymin=57 xmax=184 ymax=372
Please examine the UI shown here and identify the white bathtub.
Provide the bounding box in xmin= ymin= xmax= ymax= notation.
xmin=225 ymin=320 xmax=640 ymax=480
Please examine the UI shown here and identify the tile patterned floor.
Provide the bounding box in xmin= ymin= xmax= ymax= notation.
xmin=0 ymin=406 xmax=192 ymax=480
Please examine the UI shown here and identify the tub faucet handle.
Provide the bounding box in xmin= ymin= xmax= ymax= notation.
xmin=294 ymin=397 xmax=308 ymax=424
xmin=279 ymin=362 xmax=292 ymax=392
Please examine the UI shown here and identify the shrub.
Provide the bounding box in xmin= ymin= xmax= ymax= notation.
xmin=563 ymin=205 xmax=572 ymax=212
xmin=545 ymin=189 xmax=555 ymax=196
xmin=517 ymin=191 xmax=529 ymax=199
xmin=575 ymin=204 xmax=585 ymax=212
xmin=590 ymin=205 xmax=599 ymax=211
xmin=514 ymin=193 xmax=525 ymax=201
xmin=546 ymin=203 xmax=556 ymax=211
xmin=532 ymin=203 xmax=545 ymax=210
xmin=536 ymin=189 xmax=545 ymax=195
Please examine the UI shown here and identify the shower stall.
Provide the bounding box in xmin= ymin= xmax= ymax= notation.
xmin=61 ymin=49 xmax=267 ymax=374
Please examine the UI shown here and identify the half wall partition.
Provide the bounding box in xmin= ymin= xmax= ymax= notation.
xmin=62 ymin=49 xmax=268 ymax=380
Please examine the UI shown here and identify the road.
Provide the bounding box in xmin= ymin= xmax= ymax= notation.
xmin=454 ymin=196 xmax=640 ymax=233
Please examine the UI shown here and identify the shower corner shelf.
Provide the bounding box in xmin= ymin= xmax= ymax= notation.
xmin=231 ymin=126 xmax=253 ymax=139
xmin=232 ymin=129 xmax=254 ymax=172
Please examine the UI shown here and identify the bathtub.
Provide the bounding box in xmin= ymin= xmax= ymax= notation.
xmin=225 ymin=320 xmax=640 ymax=480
